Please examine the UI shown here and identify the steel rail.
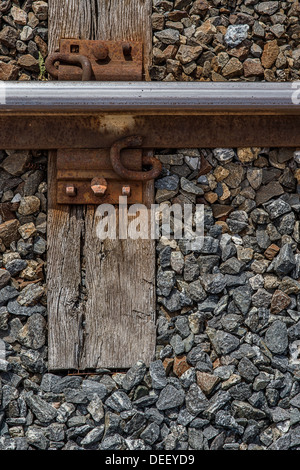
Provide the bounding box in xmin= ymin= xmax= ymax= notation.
xmin=0 ymin=81 xmax=300 ymax=114
xmin=1 ymin=81 xmax=300 ymax=149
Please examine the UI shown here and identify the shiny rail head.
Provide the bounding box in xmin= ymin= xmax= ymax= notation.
xmin=1 ymin=81 xmax=300 ymax=113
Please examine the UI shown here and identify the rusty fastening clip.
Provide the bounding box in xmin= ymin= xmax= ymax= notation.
xmin=45 ymin=53 xmax=93 ymax=81
xmin=110 ymin=136 xmax=162 ymax=181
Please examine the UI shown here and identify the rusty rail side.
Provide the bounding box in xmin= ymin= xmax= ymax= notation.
xmin=0 ymin=113 xmax=300 ymax=150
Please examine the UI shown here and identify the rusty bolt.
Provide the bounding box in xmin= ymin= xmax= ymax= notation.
xmin=93 ymin=44 xmax=109 ymax=61
xmin=65 ymin=184 xmax=77 ymax=197
xmin=122 ymin=43 xmax=132 ymax=57
xmin=122 ymin=185 xmax=131 ymax=197
xmin=91 ymin=177 xmax=108 ymax=196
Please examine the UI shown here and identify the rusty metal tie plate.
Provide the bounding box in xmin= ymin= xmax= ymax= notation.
xmin=48 ymin=39 xmax=162 ymax=204
xmin=47 ymin=39 xmax=143 ymax=81
xmin=56 ymin=148 xmax=147 ymax=205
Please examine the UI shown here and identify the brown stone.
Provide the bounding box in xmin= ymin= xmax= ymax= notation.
xmin=223 ymin=163 xmax=244 ymax=188
xmin=162 ymin=45 xmax=178 ymax=61
xmin=0 ymin=62 xmax=19 ymax=81
xmin=247 ymin=167 xmax=263 ymax=190
xmin=153 ymin=48 xmax=167 ymax=65
xmin=18 ymin=196 xmax=40 ymax=216
xmin=28 ymin=12 xmax=40 ymax=29
xmin=222 ymin=57 xmax=243 ymax=78
xmin=204 ymin=192 xmax=218 ymax=204
xmin=190 ymin=0 xmax=209 ymax=16
xmin=0 ymin=202 xmax=18 ymax=222
xmin=0 ymin=268 xmax=11 ymax=289
xmin=167 ymin=10 xmax=188 ymax=21
xmin=198 ymin=155 xmax=212 ymax=176
xmin=219 ymin=183 xmax=230 ymax=201
xmin=269 ymin=150 xmax=286 ymax=170
xmin=211 ymin=52 xmax=229 ymax=73
xmin=280 ymin=277 xmax=300 ymax=295
xmin=237 ymin=246 xmax=254 ymax=262
xmin=155 ymin=189 xmax=178 ymax=203
xmin=0 ymin=151 xmax=31 ymax=176
xmin=0 ymin=26 xmax=19 ymax=49
xmin=32 ymin=1 xmax=48 ymax=21
xmin=212 ymin=204 xmax=233 ymax=219
xmin=214 ymin=166 xmax=230 ymax=182
xmin=176 ymin=45 xmax=203 ymax=65
xmin=264 ymin=244 xmax=280 ymax=260
xmin=256 ymin=181 xmax=284 ymax=205
xmin=18 ymin=222 xmax=37 ymax=240
xmin=195 ymin=19 xmax=217 ymax=44
xmin=270 ymin=289 xmax=291 ymax=314
xmin=196 ymin=371 xmax=220 ymax=395
xmin=211 ymin=71 xmax=227 ymax=82
xmin=261 ymin=40 xmax=280 ymax=68
xmin=163 ymin=357 xmax=174 ymax=374
xmin=277 ymin=148 xmax=294 ymax=164
xmin=173 ymin=355 xmax=191 ymax=377
xmin=17 ymin=54 xmax=39 ymax=73
xmin=243 ymin=58 xmax=264 ymax=77
xmin=264 ymin=274 xmax=280 ymax=290
xmin=34 ymin=35 xmax=48 ymax=58
xmin=0 ymin=219 xmax=20 ymax=247
xmin=295 ymin=169 xmax=300 ymax=184
xmin=152 ymin=12 xmax=165 ymax=30
xmin=254 ymin=156 xmax=269 ymax=168
xmin=11 ymin=6 xmax=27 ymax=25
xmin=213 ymin=358 xmax=221 ymax=369
xmin=215 ymin=221 xmax=229 ymax=232
xmin=229 ymin=44 xmax=251 ymax=61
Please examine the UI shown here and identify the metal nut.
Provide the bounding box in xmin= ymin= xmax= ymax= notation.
xmin=91 ymin=177 xmax=108 ymax=196
xmin=122 ymin=185 xmax=131 ymax=197
xmin=65 ymin=184 xmax=77 ymax=197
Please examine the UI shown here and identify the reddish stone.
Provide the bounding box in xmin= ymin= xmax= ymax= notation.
xmin=270 ymin=289 xmax=291 ymax=314
xmin=0 ymin=219 xmax=20 ymax=247
xmin=213 ymin=358 xmax=221 ymax=369
xmin=163 ymin=358 xmax=174 ymax=374
xmin=0 ymin=202 xmax=18 ymax=222
xmin=212 ymin=204 xmax=233 ymax=219
xmin=0 ymin=61 xmax=19 ymax=80
xmin=264 ymin=244 xmax=280 ymax=260
xmin=173 ymin=355 xmax=191 ymax=377
xmin=243 ymin=58 xmax=264 ymax=77
xmin=198 ymin=155 xmax=212 ymax=176
xmin=196 ymin=371 xmax=220 ymax=395
xmin=190 ymin=0 xmax=209 ymax=16
xmin=261 ymin=40 xmax=279 ymax=69
xmin=229 ymin=43 xmax=251 ymax=61
xmin=167 ymin=10 xmax=188 ymax=21
xmin=162 ymin=45 xmax=178 ymax=61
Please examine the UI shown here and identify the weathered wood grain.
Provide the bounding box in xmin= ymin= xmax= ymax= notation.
xmin=48 ymin=0 xmax=155 ymax=370
xmin=81 ymin=209 xmax=156 ymax=369
xmin=47 ymin=151 xmax=86 ymax=370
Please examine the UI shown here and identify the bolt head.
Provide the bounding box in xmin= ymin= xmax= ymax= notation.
xmin=93 ymin=44 xmax=109 ymax=60
xmin=65 ymin=185 xmax=76 ymax=197
xmin=122 ymin=185 xmax=131 ymax=197
xmin=91 ymin=177 xmax=108 ymax=196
